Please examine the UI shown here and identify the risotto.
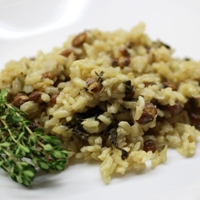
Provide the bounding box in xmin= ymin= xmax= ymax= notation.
xmin=1 ymin=23 xmax=200 ymax=183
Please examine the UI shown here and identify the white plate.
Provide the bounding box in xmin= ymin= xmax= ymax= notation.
xmin=1 ymin=0 xmax=200 ymax=199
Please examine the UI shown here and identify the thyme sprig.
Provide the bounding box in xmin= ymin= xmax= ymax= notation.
xmin=0 ymin=90 xmax=68 ymax=186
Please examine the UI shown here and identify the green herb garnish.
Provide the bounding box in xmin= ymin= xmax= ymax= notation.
xmin=0 ymin=90 xmax=67 ymax=186
xmin=110 ymin=128 xmax=129 ymax=160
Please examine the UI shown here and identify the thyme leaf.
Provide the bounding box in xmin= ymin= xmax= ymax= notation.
xmin=0 ymin=90 xmax=68 ymax=186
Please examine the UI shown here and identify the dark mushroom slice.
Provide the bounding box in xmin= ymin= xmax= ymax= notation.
xmin=71 ymin=127 xmax=90 ymax=140
xmin=123 ymin=80 xmax=135 ymax=101
xmin=63 ymin=106 xmax=104 ymax=140
xmin=110 ymin=128 xmax=129 ymax=160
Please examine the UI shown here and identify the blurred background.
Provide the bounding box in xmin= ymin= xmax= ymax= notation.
xmin=1 ymin=0 xmax=200 ymax=66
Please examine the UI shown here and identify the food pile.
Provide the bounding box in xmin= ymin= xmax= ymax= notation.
xmin=1 ymin=23 xmax=200 ymax=184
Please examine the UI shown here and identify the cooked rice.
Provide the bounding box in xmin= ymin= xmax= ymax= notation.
xmin=1 ymin=23 xmax=200 ymax=183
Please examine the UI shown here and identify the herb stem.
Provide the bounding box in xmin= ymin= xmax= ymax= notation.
xmin=0 ymin=118 xmax=18 ymax=144
xmin=0 ymin=90 xmax=68 ymax=186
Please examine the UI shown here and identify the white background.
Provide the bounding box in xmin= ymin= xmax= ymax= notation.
xmin=1 ymin=0 xmax=200 ymax=199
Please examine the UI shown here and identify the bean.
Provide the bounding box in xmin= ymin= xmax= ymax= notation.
xmin=126 ymin=41 xmax=133 ymax=49
xmin=144 ymin=103 xmax=157 ymax=116
xmin=112 ymin=56 xmax=130 ymax=68
xmin=6 ymin=92 xmax=14 ymax=103
xmin=50 ymin=93 xmax=59 ymax=105
xmin=42 ymin=72 xmax=56 ymax=80
xmin=189 ymin=111 xmax=200 ymax=130
xmin=143 ymin=140 xmax=157 ymax=153
xmin=13 ymin=93 xmax=29 ymax=108
xmin=28 ymin=91 xmax=43 ymax=103
xmin=60 ymin=49 xmax=75 ymax=57
xmin=118 ymin=57 xmax=130 ymax=67
xmin=86 ymin=78 xmax=102 ymax=93
xmin=111 ymin=59 xmax=119 ymax=67
xmin=136 ymin=103 xmax=157 ymax=124
xmin=163 ymin=82 xmax=177 ymax=91
xmin=166 ymin=103 xmax=183 ymax=116
xmin=137 ymin=112 xmax=154 ymax=124
xmin=120 ymin=48 xmax=130 ymax=57
xmin=72 ymin=32 xmax=87 ymax=47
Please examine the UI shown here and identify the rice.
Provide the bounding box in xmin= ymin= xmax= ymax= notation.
xmin=1 ymin=23 xmax=200 ymax=183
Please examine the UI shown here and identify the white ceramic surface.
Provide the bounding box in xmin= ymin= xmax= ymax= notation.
xmin=1 ymin=0 xmax=200 ymax=199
